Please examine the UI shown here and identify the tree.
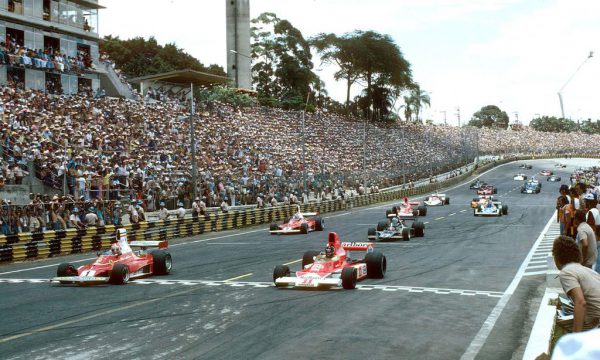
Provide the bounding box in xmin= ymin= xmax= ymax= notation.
xmin=469 ymin=105 xmax=509 ymax=129
xmin=311 ymin=30 xmax=413 ymax=118
xmin=251 ymin=12 xmax=319 ymax=109
xmin=402 ymin=84 xmax=430 ymax=122
xmin=311 ymin=33 xmax=362 ymax=106
xmin=100 ymin=35 xmax=225 ymax=78
xmin=530 ymin=116 xmax=578 ymax=132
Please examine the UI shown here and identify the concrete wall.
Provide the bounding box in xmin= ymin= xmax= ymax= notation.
xmin=226 ymin=0 xmax=251 ymax=89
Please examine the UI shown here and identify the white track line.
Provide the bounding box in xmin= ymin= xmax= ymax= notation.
xmin=460 ymin=211 xmax=556 ymax=360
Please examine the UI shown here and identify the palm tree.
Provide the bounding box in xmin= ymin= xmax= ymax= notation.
xmin=408 ymin=84 xmax=430 ymax=123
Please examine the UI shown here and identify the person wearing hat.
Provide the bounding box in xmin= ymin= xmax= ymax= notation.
xmin=136 ymin=200 xmax=146 ymax=222
xmin=69 ymin=207 xmax=84 ymax=229
xmin=84 ymin=206 xmax=98 ymax=227
xmin=158 ymin=201 xmax=169 ymax=220
xmin=176 ymin=202 xmax=185 ymax=219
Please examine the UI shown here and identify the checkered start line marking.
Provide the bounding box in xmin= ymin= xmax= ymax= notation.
xmin=0 ymin=278 xmax=503 ymax=298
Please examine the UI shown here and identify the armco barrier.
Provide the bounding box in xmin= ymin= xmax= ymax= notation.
xmin=0 ymin=154 xmax=595 ymax=264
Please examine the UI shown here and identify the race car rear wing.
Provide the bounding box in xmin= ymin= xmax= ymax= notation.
xmin=300 ymin=212 xmax=318 ymax=217
xmin=341 ymin=242 xmax=374 ymax=251
xmin=130 ymin=240 xmax=168 ymax=249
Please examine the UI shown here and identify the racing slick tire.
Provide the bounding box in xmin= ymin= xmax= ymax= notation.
xmin=273 ymin=265 xmax=290 ymax=286
xmin=269 ymin=223 xmax=279 ymax=234
xmin=109 ymin=263 xmax=130 ymax=285
xmin=502 ymin=205 xmax=508 ymax=215
xmin=412 ymin=210 xmax=419 ymax=217
xmin=377 ymin=221 xmax=388 ymax=232
xmin=365 ymin=251 xmax=386 ymax=279
xmin=412 ymin=221 xmax=425 ymax=237
xmin=417 ymin=205 xmax=427 ymax=216
xmin=314 ymin=217 xmax=324 ymax=231
xmin=341 ymin=267 xmax=357 ymax=289
xmin=493 ymin=188 xmax=498 ymax=194
xmin=392 ymin=206 xmax=398 ymax=214
xmin=300 ymin=222 xmax=309 ymax=234
xmin=152 ymin=250 xmax=172 ymax=275
xmin=368 ymin=227 xmax=377 ymax=239
xmin=386 ymin=209 xmax=392 ymax=217
xmin=444 ymin=197 xmax=450 ymax=205
xmin=302 ymin=250 xmax=320 ymax=269
xmin=401 ymin=228 xmax=410 ymax=241
xmin=57 ymin=263 xmax=77 ymax=277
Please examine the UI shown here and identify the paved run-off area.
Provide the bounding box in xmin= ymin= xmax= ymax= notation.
xmin=0 ymin=159 xmax=584 ymax=360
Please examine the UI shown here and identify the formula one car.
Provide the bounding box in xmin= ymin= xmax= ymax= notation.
xmin=521 ymin=179 xmax=542 ymax=194
xmin=469 ymin=179 xmax=487 ymax=189
xmin=474 ymin=198 xmax=508 ymax=216
xmin=513 ymin=173 xmax=528 ymax=181
xmin=519 ymin=164 xmax=533 ymax=170
xmin=273 ymin=232 xmax=386 ymax=289
xmin=424 ymin=193 xmax=450 ymax=206
xmin=555 ymin=163 xmax=567 ymax=168
xmin=51 ymin=229 xmax=171 ymax=285
xmin=540 ymin=170 xmax=553 ymax=176
xmin=367 ymin=217 xmax=425 ymax=241
xmin=547 ymin=175 xmax=562 ymax=182
xmin=471 ymin=195 xmax=494 ymax=209
xmin=269 ymin=206 xmax=324 ymax=234
xmin=386 ymin=198 xmax=427 ymax=218
xmin=477 ymin=185 xmax=497 ymax=195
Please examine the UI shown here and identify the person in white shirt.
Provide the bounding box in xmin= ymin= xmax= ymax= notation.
xmin=176 ymin=202 xmax=186 ymax=219
xmin=84 ymin=207 xmax=98 ymax=226
xmin=158 ymin=202 xmax=170 ymax=220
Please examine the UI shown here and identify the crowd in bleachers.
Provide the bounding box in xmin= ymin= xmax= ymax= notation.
xmin=3 ymin=78 xmax=600 ymax=234
xmin=0 ymin=36 xmax=93 ymax=76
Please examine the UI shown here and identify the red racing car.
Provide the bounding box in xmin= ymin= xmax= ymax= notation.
xmin=386 ymin=197 xmax=427 ymax=219
xmin=269 ymin=207 xmax=324 ymax=234
xmin=51 ymin=229 xmax=172 ymax=285
xmin=273 ymin=232 xmax=386 ymax=289
xmin=477 ymin=185 xmax=497 ymax=195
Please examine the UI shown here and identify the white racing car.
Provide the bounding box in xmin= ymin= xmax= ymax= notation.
xmin=424 ymin=193 xmax=450 ymax=206
xmin=474 ymin=199 xmax=508 ymax=217
xmin=513 ymin=173 xmax=528 ymax=181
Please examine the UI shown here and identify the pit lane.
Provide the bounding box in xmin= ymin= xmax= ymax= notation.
xmin=0 ymin=158 xmax=580 ymax=360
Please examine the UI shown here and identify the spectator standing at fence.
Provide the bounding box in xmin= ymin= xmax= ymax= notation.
xmin=176 ymin=202 xmax=185 ymax=219
xmin=573 ymin=210 xmax=598 ymax=269
xmin=158 ymin=202 xmax=169 ymax=220
xmin=84 ymin=207 xmax=98 ymax=226
xmin=553 ymin=235 xmax=600 ymax=332
xmin=13 ymin=164 xmax=23 ymax=185
xmin=69 ymin=208 xmax=84 ymax=229
xmin=192 ymin=197 xmax=200 ymax=218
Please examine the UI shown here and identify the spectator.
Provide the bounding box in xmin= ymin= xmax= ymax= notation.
xmin=552 ymin=235 xmax=600 ymax=332
xmin=176 ymin=202 xmax=185 ymax=219
xmin=69 ymin=207 xmax=84 ymax=229
xmin=158 ymin=202 xmax=169 ymax=220
xmin=574 ymin=210 xmax=598 ymax=269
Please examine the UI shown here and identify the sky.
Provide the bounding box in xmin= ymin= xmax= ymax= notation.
xmin=98 ymin=0 xmax=600 ymax=125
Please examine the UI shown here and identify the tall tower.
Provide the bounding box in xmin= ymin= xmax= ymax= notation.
xmin=226 ymin=0 xmax=252 ymax=89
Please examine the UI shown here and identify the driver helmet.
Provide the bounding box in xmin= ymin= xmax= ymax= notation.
xmin=325 ymin=245 xmax=335 ymax=258
xmin=391 ymin=217 xmax=399 ymax=227
xmin=110 ymin=243 xmax=121 ymax=255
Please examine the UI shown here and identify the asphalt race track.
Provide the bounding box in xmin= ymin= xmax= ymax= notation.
xmin=0 ymin=158 xmax=585 ymax=360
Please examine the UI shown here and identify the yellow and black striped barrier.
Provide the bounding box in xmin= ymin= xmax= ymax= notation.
xmin=0 ymin=154 xmax=592 ymax=263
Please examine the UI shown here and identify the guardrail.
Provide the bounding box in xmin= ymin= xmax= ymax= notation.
xmin=0 ymin=154 xmax=594 ymax=264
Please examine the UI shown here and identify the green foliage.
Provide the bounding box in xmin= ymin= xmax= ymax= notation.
xmin=198 ymin=86 xmax=256 ymax=109
xmin=251 ymin=13 xmax=319 ymax=110
xmin=312 ymin=30 xmax=413 ymax=120
xmin=402 ymin=84 xmax=430 ymax=122
xmin=469 ymin=105 xmax=509 ymax=129
xmin=100 ymin=35 xmax=225 ymax=78
xmin=530 ymin=116 xmax=576 ymax=132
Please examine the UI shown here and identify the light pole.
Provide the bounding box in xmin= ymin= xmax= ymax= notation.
xmin=558 ymin=51 xmax=593 ymax=119
xmin=440 ymin=110 xmax=447 ymax=125
xmin=189 ymin=82 xmax=198 ymax=202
